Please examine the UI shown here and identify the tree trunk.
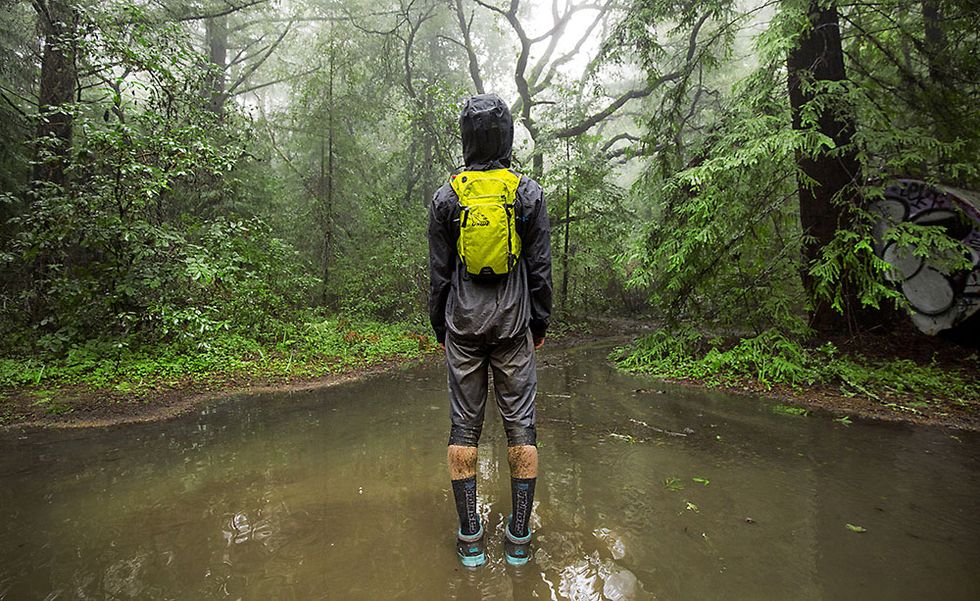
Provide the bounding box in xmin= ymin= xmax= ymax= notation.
xmin=205 ymin=15 xmax=228 ymax=115
xmin=526 ymin=116 xmax=543 ymax=179
xmin=786 ymin=0 xmax=861 ymax=333
xmin=453 ymin=0 xmax=485 ymax=94
xmin=321 ymin=43 xmax=335 ymax=300
xmin=32 ymin=0 xmax=77 ymax=188
xmin=421 ymin=133 xmax=434 ymax=207
xmin=420 ymin=58 xmax=435 ymax=207
xmin=531 ymin=143 xmax=543 ymax=181
xmin=561 ymin=138 xmax=571 ymax=310
xmin=921 ymin=0 xmax=946 ymax=84
xmin=921 ymin=0 xmax=956 ymax=143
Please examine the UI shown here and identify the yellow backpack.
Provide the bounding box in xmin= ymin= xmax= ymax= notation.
xmin=450 ymin=168 xmax=523 ymax=277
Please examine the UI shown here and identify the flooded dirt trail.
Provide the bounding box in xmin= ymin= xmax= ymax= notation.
xmin=1 ymin=342 xmax=979 ymax=600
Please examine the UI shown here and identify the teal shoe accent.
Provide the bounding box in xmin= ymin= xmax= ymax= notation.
xmin=504 ymin=545 xmax=529 ymax=566
xmin=459 ymin=549 xmax=487 ymax=567
xmin=457 ymin=523 xmax=486 ymax=567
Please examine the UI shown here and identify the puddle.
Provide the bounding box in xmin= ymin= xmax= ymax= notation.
xmin=2 ymin=344 xmax=978 ymax=599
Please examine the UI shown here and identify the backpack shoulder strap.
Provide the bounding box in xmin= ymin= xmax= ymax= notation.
xmin=511 ymin=172 xmax=531 ymax=236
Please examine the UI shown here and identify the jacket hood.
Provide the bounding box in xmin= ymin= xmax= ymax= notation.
xmin=459 ymin=94 xmax=513 ymax=169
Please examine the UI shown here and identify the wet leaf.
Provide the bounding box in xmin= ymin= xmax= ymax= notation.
xmin=663 ymin=477 xmax=684 ymax=492
xmin=692 ymin=477 xmax=710 ymax=486
xmin=772 ymin=404 xmax=808 ymax=416
xmin=685 ymin=501 xmax=699 ymax=513
xmin=845 ymin=523 xmax=867 ymax=533
xmin=834 ymin=416 xmax=852 ymax=426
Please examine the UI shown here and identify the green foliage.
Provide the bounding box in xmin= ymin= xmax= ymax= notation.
xmin=617 ymin=328 xmax=814 ymax=387
xmin=809 ymin=206 xmax=974 ymax=314
xmin=3 ymin=210 xmax=315 ymax=351
xmin=619 ymin=66 xmax=810 ymax=333
xmin=540 ymin=132 xmax=637 ymax=316
xmin=616 ymin=328 xmax=980 ymax=404
xmin=821 ymin=354 xmax=978 ymax=404
xmin=327 ymin=194 xmax=429 ymax=321
xmin=842 ymin=2 xmax=980 ymax=185
xmin=615 ymin=326 xmax=705 ymax=376
xmin=882 ymin=220 xmax=974 ymax=275
xmin=621 ymin=0 xmax=980 ymax=333
xmin=700 ymin=330 xmax=813 ymax=387
xmin=265 ymin=18 xmax=469 ymax=321
xmin=0 ymin=316 xmax=434 ymax=392
xmin=604 ymin=1 xmax=735 ymax=72
xmin=0 ymin=1 xmax=320 ymax=353
xmin=808 ymin=224 xmax=901 ymax=313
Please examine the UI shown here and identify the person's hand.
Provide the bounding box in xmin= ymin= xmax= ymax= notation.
xmin=533 ymin=335 xmax=545 ymax=350
xmin=439 ymin=342 xmax=445 ymax=351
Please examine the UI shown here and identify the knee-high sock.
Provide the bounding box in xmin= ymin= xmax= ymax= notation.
xmin=451 ymin=476 xmax=480 ymax=536
xmin=510 ymin=477 xmax=536 ymax=538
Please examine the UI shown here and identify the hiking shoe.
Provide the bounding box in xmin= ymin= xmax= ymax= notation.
xmin=504 ymin=515 xmax=532 ymax=566
xmin=456 ymin=524 xmax=486 ymax=568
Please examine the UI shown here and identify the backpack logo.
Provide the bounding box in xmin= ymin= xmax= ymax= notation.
xmin=451 ymin=169 xmax=522 ymax=277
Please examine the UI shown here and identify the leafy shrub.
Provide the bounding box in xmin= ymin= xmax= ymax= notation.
xmin=617 ymin=328 xmax=812 ymax=386
xmin=616 ymin=328 xmax=980 ymax=403
xmin=0 ymin=316 xmax=434 ymax=391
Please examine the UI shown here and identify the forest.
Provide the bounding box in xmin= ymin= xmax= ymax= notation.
xmin=1 ymin=0 xmax=978 ymax=425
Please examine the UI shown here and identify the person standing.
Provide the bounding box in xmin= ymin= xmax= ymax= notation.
xmin=428 ymin=93 xmax=553 ymax=567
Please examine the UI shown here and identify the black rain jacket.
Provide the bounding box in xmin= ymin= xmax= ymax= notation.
xmin=428 ymin=94 xmax=553 ymax=344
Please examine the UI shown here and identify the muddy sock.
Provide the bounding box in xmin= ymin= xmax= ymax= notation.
xmin=451 ymin=476 xmax=480 ymax=536
xmin=510 ymin=477 xmax=536 ymax=538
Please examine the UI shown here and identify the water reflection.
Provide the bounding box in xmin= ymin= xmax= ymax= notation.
xmin=1 ymin=345 xmax=979 ymax=600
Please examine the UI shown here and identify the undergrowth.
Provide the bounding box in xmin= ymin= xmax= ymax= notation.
xmin=615 ymin=328 xmax=980 ymax=407
xmin=0 ymin=315 xmax=437 ymax=395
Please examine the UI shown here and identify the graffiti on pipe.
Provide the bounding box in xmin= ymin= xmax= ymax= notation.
xmin=871 ymin=179 xmax=980 ymax=335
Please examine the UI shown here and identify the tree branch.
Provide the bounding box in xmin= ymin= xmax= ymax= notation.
xmin=453 ymin=0 xmax=485 ymax=93
xmin=471 ymin=0 xmax=512 ymax=17
xmin=227 ymin=19 xmax=294 ymax=95
xmin=529 ymin=1 xmax=603 ymax=43
xmin=531 ymin=0 xmax=612 ymax=93
xmin=174 ymin=0 xmax=269 ymax=23
xmin=552 ymin=11 xmax=712 ymax=139
xmin=601 ymin=132 xmax=641 ymax=152
xmin=260 ymin=111 xmax=319 ymax=201
xmin=0 ymin=88 xmax=28 ymax=117
xmin=234 ymin=66 xmax=320 ymax=96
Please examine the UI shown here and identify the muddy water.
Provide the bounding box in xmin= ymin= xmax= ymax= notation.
xmin=1 ymin=342 xmax=979 ymax=600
